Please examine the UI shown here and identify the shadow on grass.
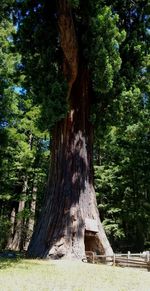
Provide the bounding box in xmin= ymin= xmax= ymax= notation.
xmin=0 ymin=251 xmax=26 ymax=270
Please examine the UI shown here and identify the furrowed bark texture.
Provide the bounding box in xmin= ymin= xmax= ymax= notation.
xmin=28 ymin=0 xmax=113 ymax=259
xmin=28 ymin=65 xmax=112 ymax=259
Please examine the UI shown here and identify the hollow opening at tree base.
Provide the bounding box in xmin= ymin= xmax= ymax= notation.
xmin=84 ymin=231 xmax=101 ymax=255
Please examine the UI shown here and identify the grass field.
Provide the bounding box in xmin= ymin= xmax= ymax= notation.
xmin=0 ymin=258 xmax=150 ymax=291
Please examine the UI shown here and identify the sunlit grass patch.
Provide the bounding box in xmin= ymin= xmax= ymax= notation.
xmin=0 ymin=258 xmax=150 ymax=291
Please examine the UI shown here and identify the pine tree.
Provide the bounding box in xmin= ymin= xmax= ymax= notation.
xmin=94 ymin=0 xmax=150 ymax=251
xmin=0 ymin=1 xmax=50 ymax=250
xmin=0 ymin=0 xmax=20 ymax=248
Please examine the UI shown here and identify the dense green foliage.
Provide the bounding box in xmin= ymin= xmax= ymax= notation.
xmin=0 ymin=0 xmax=149 ymax=252
xmin=94 ymin=0 xmax=150 ymax=251
xmin=14 ymin=1 xmax=68 ymax=128
xmin=0 ymin=3 xmax=49 ymax=249
xmin=13 ymin=0 xmax=125 ymax=128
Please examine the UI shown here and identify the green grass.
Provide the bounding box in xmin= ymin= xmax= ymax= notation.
xmin=0 ymin=258 xmax=150 ymax=291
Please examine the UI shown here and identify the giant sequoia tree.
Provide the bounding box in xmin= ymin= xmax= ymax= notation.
xmin=15 ymin=0 xmax=125 ymax=259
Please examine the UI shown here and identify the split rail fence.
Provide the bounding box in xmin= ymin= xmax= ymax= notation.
xmin=85 ymin=251 xmax=150 ymax=271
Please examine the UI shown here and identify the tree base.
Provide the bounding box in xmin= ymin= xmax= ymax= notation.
xmin=28 ymin=74 xmax=113 ymax=260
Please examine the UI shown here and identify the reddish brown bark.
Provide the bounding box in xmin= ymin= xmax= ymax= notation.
xmin=28 ymin=65 xmax=113 ymax=259
xmin=28 ymin=0 xmax=113 ymax=259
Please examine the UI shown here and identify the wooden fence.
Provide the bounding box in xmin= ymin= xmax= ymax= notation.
xmin=85 ymin=251 xmax=150 ymax=271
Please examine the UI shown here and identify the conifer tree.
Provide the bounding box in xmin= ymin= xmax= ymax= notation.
xmin=0 ymin=1 xmax=50 ymax=249
xmin=14 ymin=0 xmax=125 ymax=259
xmin=94 ymin=0 xmax=150 ymax=251
xmin=0 ymin=0 xmax=19 ymax=247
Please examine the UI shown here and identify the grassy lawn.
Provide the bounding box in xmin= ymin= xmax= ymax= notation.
xmin=0 ymin=258 xmax=150 ymax=291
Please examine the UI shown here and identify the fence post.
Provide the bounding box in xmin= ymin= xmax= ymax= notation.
xmin=127 ymin=251 xmax=130 ymax=267
xmin=92 ymin=252 xmax=94 ymax=264
xmin=113 ymin=253 xmax=116 ymax=266
xmin=146 ymin=251 xmax=150 ymax=263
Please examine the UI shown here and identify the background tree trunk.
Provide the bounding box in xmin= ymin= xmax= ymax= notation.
xmin=28 ymin=66 xmax=113 ymax=259
xmin=9 ymin=178 xmax=27 ymax=251
xmin=24 ymin=186 xmax=37 ymax=250
xmin=8 ymin=200 xmax=25 ymax=250
xmin=6 ymin=206 xmax=16 ymax=249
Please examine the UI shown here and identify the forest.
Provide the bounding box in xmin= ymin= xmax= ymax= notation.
xmin=0 ymin=0 xmax=150 ymax=257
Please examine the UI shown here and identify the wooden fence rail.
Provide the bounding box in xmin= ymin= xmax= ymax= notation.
xmin=85 ymin=251 xmax=150 ymax=271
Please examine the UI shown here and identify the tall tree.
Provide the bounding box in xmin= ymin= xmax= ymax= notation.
xmin=0 ymin=0 xmax=50 ymax=250
xmin=0 ymin=0 xmax=19 ymax=248
xmin=94 ymin=0 xmax=150 ymax=251
xmin=15 ymin=0 xmax=125 ymax=259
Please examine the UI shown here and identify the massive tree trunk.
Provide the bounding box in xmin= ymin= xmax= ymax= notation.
xmin=28 ymin=65 xmax=113 ymax=259
xmin=28 ymin=0 xmax=113 ymax=259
